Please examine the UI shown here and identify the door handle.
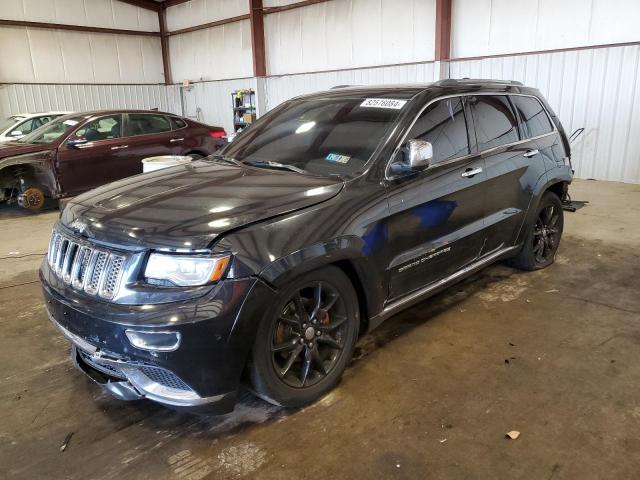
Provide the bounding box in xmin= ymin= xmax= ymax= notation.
xmin=170 ymin=138 xmax=184 ymax=143
xmin=523 ymin=149 xmax=539 ymax=158
xmin=461 ymin=167 xmax=483 ymax=178
xmin=111 ymin=145 xmax=128 ymax=150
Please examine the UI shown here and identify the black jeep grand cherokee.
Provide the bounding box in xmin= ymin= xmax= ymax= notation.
xmin=41 ymin=79 xmax=572 ymax=414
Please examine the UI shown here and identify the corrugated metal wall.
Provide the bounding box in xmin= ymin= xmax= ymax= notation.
xmin=0 ymin=0 xmax=164 ymax=84
xmin=165 ymin=78 xmax=257 ymax=133
xmin=0 ymin=83 xmax=177 ymax=118
xmin=451 ymin=0 xmax=640 ymax=58
xmin=264 ymin=0 xmax=435 ymax=75
xmin=450 ymin=45 xmax=640 ymax=184
xmin=168 ymin=20 xmax=253 ymax=83
xmin=265 ymin=62 xmax=438 ymax=110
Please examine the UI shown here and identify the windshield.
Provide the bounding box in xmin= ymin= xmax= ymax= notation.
xmin=0 ymin=116 xmax=23 ymax=133
xmin=222 ymin=96 xmax=409 ymax=177
xmin=19 ymin=116 xmax=84 ymax=144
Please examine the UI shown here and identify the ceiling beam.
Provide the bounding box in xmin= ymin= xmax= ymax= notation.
xmin=249 ymin=0 xmax=266 ymax=77
xmin=163 ymin=0 xmax=193 ymax=7
xmin=115 ymin=0 xmax=161 ymax=12
xmin=0 ymin=19 xmax=160 ymax=36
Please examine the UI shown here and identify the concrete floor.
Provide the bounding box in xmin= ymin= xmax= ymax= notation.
xmin=1 ymin=179 xmax=639 ymax=479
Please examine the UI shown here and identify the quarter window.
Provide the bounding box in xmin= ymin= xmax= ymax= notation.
xmin=169 ymin=116 xmax=187 ymax=129
xmin=405 ymin=97 xmax=470 ymax=164
xmin=468 ymin=96 xmax=519 ymax=151
xmin=511 ymin=96 xmax=554 ymax=138
xmin=128 ymin=114 xmax=171 ymax=136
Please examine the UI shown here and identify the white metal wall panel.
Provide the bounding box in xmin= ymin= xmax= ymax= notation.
xmin=166 ymin=0 xmax=249 ymax=31
xmin=0 ymin=83 xmax=177 ymax=119
xmin=265 ymin=0 xmax=436 ymax=75
xmin=264 ymin=62 xmax=437 ymax=111
xmin=449 ymin=45 xmax=640 ymax=184
xmin=0 ymin=0 xmax=159 ymax=31
xmin=263 ymin=0 xmax=299 ymax=6
xmin=451 ymin=0 xmax=640 ymax=59
xmin=165 ymin=78 xmax=258 ymax=133
xmin=0 ymin=27 xmax=164 ymax=84
xmin=168 ymin=20 xmax=253 ymax=82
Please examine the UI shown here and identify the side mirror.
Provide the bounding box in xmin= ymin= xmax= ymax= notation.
xmin=404 ymin=139 xmax=433 ymax=171
xmin=10 ymin=130 xmax=23 ymax=137
xmin=67 ymin=137 xmax=88 ymax=148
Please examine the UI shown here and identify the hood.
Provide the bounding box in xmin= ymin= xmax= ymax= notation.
xmin=0 ymin=141 xmax=54 ymax=158
xmin=62 ymin=161 xmax=344 ymax=250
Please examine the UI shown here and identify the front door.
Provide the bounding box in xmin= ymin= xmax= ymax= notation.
xmin=56 ymin=114 xmax=130 ymax=195
xmin=384 ymin=96 xmax=487 ymax=301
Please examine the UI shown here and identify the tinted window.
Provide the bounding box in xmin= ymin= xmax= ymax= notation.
xmin=19 ymin=116 xmax=84 ymax=144
xmin=73 ymin=115 xmax=122 ymax=141
xmin=128 ymin=114 xmax=171 ymax=135
xmin=511 ymin=95 xmax=553 ymax=138
xmin=170 ymin=116 xmax=187 ymax=129
xmin=468 ymin=96 xmax=519 ymax=151
xmin=405 ymin=97 xmax=469 ymax=164
xmin=224 ymin=96 xmax=406 ymax=177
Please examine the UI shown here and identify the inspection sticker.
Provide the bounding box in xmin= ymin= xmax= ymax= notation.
xmin=360 ymin=98 xmax=408 ymax=109
xmin=326 ymin=153 xmax=351 ymax=164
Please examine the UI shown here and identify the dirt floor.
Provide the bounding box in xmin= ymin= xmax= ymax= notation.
xmin=1 ymin=179 xmax=639 ymax=479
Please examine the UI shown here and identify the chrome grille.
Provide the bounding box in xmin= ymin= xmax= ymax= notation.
xmin=47 ymin=228 xmax=127 ymax=300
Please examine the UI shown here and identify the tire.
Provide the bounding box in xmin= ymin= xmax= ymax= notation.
xmin=248 ymin=266 xmax=360 ymax=407
xmin=509 ymin=191 xmax=564 ymax=271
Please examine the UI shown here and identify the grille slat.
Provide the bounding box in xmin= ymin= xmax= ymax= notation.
xmin=47 ymin=228 xmax=126 ymax=300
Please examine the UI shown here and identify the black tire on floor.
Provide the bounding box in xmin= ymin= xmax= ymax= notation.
xmin=248 ymin=266 xmax=359 ymax=407
xmin=509 ymin=191 xmax=564 ymax=271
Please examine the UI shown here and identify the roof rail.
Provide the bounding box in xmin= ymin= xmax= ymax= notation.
xmin=330 ymin=85 xmax=357 ymax=89
xmin=434 ymin=78 xmax=524 ymax=87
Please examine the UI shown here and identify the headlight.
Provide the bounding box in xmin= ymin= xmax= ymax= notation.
xmin=144 ymin=253 xmax=230 ymax=287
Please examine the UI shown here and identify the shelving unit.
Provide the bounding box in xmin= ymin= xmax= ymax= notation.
xmin=231 ymin=89 xmax=256 ymax=132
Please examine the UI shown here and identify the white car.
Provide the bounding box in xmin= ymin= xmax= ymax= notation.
xmin=0 ymin=112 xmax=71 ymax=143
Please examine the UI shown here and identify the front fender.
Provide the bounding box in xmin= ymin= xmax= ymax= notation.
xmin=259 ymin=235 xmax=385 ymax=324
xmin=0 ymin=151 xmax=58 ymax=196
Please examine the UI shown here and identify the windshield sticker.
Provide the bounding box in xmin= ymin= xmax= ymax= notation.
xmin=360 ymin=98 xmax=408 ymax=109
xmin=63 ymin=120 xmax=79 ymax=126
xmin=326 ymin=153 xmax=351 ymax=164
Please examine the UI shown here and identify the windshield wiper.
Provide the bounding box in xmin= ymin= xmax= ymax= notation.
xmin=244 ymin=160 xmax=309 ymax=175
xmin=209 ymin=154 xmax=243 ymax=166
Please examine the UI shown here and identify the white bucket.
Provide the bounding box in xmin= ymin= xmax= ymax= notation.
xmin=142 ymin=155 xmax=192 ymax=173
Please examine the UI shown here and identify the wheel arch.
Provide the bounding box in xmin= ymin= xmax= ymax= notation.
xmin=258 ymin=238 xmax=385 ymax=335
xmin=0 ymin=156 xmax=58 ymax=197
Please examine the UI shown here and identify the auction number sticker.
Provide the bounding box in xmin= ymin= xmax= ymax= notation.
xmin=360 ymin=98 xmax=408 ymax=109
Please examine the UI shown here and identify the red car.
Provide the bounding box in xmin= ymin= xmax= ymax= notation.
xmin=0 ymin=110 xmax=226 ymax=210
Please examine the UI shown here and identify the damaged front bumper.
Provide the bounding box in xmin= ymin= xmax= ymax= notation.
xmin=49 ymin=311 xmax=235 ymax=411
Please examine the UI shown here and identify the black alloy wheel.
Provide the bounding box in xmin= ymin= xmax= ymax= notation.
xmin=509 ymin=191 xmax=564 ymax=271
xmin=532 ymin=203 xmax=561 ymax=264
xmin=248 ymin=266 xmax=359 ymax=407
xmin=271 ymin=281 xmax=348 ymax=388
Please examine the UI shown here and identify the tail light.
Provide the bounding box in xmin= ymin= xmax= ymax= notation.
xmin=209 ymin=131 xmax=226 ymax=139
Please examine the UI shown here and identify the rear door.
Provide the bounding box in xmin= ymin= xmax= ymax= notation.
xmin=467 ymin=94 xmax=537 ymax=253
xmin=56 ymin=114 xmax=128 ymax=195
xmin=384 ymin=96 xmax=487 ymax=301
xmin=124 ymin=113 xmax=174 ymax=162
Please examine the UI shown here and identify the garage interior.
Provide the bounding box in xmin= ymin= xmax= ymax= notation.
xmin=2 ymin=0 xmax=640 ymax=479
